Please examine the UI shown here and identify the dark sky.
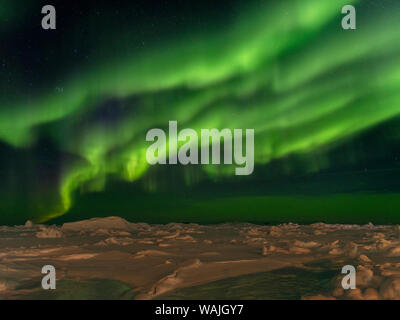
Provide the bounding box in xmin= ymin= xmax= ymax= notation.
xmin=1 ymin=0 xmax=400 ymax=225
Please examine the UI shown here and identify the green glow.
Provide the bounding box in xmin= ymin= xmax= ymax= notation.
xmin=2 ymin=0 xmax=400 ymax=222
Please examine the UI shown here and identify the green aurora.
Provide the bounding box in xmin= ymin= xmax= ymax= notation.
xmin=1 ymin=0 xmax=400 ymax=224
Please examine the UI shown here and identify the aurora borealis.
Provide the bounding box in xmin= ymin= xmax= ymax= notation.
xmin=1 ymin=0 xmax=400 ymax=224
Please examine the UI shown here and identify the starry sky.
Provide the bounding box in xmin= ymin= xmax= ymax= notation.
xmin=1 ymin=0 xmax=400 ymax=225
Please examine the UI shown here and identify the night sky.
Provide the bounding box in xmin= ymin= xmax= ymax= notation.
xmin=1 ymin=0 xmax=400 ymax=225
